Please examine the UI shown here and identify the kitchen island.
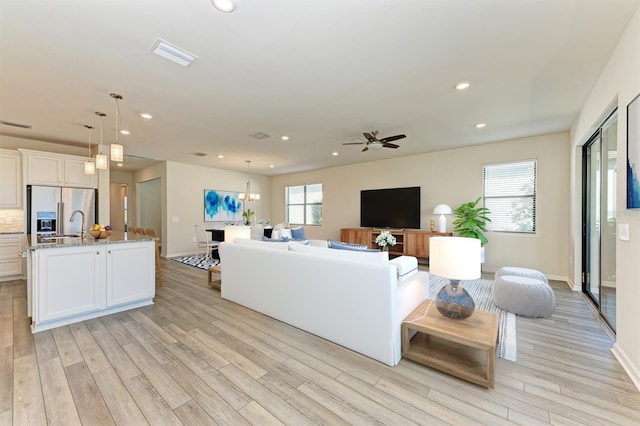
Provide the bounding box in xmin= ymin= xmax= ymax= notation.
xmin=27 ymin=231 xmax=156 ymax=332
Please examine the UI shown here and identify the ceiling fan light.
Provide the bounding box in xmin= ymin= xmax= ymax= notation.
xmin=369 ymin=142 xmax=384 ymax=150
xmin=111 ymin=143 xmax=124 ymax=162
xmin=96 ymin=154 xmax=108 ymax=170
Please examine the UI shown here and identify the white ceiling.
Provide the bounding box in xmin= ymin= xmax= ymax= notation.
xmin=1 ymin=0 xmax=638 ymax=175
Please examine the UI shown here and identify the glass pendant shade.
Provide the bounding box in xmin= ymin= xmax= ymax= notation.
xmin=96 ymin=154 xmax=108 ymax=170
xmin=84 ymin=160 xmax=95 ymax=175
xmin=110 ymin=143 xmax=124 ymax=162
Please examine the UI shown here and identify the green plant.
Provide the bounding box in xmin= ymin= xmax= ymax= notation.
xmin=452 ymin=197 xmax=491 ymax=246
xmin=242 ymin=209 xmax=255 ymax=225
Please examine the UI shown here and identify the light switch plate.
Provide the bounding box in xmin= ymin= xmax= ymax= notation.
xmin=171 ymin=216 xmax=179 ymax=223
xmin=619 ymin=223 xmax=630 ymax=241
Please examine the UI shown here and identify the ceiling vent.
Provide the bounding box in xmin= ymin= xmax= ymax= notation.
xmin=249 ymin=131 xmax=271 ymax=140
xmin=150 ymin=38 xmax=198 ymax=67
xmin=1 ymin=120 xmax=32 ymax=129
xmin=193 ymin=152 xmax=208 ymax=157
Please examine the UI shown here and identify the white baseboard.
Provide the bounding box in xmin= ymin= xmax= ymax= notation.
xmin=612 ymin=343 xmax=640 ymax=392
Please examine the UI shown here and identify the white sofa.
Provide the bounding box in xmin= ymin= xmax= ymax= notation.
xmin=218 ymin=239 xmax=429 ymax=366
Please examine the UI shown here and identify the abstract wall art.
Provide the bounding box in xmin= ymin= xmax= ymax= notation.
xmin=204 ymin=190 xmax=243 ymax=222
xmin=628 ymin=93 xmax=640 ymax=209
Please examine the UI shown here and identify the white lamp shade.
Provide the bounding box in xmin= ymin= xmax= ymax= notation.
xmin=95 ymin=153 xmax=108 ymax=170
xmin=429 ymin=237 xmax=481 ymax=280
xmin=224 ymin=225 xmax=251 ymax=243
xmin=432 ymin=204 xmax=452 ymax=215
xmin=84 ymin=160 xmax=95 ymax=175
xmin=110 ymin=143 xmax=124 ymax=162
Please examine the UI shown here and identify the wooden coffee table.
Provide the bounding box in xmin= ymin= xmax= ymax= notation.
xmin=402 ymin=298 xmax=499 ymax=388
xmin=208 ymin=264 xmax=221 ymax=290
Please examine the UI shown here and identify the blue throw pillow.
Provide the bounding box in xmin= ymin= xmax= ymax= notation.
xmin=262 ymin=236 xmax=290 ymax=242
xmin=291 ymin=227 xmax=306 ymax=240
xmin=327 ymin=239 xmax=377 ymax=252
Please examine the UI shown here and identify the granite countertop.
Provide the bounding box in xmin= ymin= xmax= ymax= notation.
xmin=27 ymin=231 xmax=156 ymax=250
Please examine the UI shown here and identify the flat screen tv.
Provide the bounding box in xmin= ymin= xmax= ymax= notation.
xmin=360 ymin=186 xmax=421 ymax=229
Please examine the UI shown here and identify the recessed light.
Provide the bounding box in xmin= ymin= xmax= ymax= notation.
xmin=120 ymin=129 xmax=130 ymax=135
xmin=269 ymin=164 xmax=275 ymax=168
xmin=332 ymin=152 xmax=339 ymax=156
xmin=211 ymin=0 xmax=237 ymax=13
xmin=117 ymin=163 xmax=123 ymax=167
xmin=150 ymin=38 xmax=198 ymax=67
xmin=217 ymin=154 xmax=224 ymax=159
xmin=475 ymin=123 xmax=487 ymax=128
xmin=281 ymin=136 xmax=289 ymax=141
xmin=454 ymin=81 xmax=471 ymax=90
xmin=140 ymin=113 xmax=153 ymax=119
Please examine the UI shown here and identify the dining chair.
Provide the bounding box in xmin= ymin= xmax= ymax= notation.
xmin=195 ymin=224 xmax=219 ymax=261
xmin=144 ymin=228 xmax=162 ymax=287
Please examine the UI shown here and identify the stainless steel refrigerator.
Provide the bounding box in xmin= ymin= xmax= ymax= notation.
xmin=27 ymin=185 xmax=96 ymax=236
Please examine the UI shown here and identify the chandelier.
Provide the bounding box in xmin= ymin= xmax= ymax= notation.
xmin=239 ymin=160 xmax=260 ymax=201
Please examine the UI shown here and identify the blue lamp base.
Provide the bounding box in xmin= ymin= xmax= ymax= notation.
xmin=435 ymin=279 xmax=475 ymax=320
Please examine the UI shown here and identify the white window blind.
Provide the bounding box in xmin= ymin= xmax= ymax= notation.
xmin=483 ymin=160 xmax=536 ymax=233
xmin=286 ymin=183 xmax=323 ymax=225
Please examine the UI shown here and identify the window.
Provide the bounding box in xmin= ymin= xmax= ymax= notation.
xmin=286 ymin=183 xmax=323 ymax=225
xmin=483 ymin=160 xmax=536 ymax=233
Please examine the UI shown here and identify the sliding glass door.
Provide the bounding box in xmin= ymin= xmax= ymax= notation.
xmin=582 ymin=110 xmax=617 ymax=332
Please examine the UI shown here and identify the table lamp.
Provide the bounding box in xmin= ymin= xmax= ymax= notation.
xmin=429 ymin=236 xmax=481 ymax=319
xmin=432 ymin=204 xmax=452 ymax=233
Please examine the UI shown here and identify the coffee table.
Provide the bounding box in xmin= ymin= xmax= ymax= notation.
xmin=401 ymin=298 xmax=499 ymax=388
xmin=208 ymin=264 xmax=221 ymax=290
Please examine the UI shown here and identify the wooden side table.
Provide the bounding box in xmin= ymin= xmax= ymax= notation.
xmin=402 ymin=298 xmax=499 ymax=388
xmin=208 ymin=264 xmax=221 ymax=290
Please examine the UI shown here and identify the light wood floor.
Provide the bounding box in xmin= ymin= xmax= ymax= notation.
xmin=2 ymin=259 xmax=640 ymax=425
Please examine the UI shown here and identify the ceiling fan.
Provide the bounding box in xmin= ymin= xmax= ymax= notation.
xmin=343 ymin=130 xmax=406 ymax=152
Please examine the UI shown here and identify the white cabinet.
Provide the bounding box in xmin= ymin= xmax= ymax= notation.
xmin=0 ymin=149 xmax=21 ymax=208
xmin=106 ymin=242 xmax=155 ymax=306
xmin=0 ymin=234 xmax=23 ymax=281
xmin=21 ymin=149 xmax=98 ymax=188
xmin=36 ymin=245 xmax=105 ymax=322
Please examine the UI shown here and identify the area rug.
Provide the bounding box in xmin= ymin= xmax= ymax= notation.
xmin=171 ymin=255 xmax=219 ymax=270
xmin=428 ymin=276 xmax=517 ymax=361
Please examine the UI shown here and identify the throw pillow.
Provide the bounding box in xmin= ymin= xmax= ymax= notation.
xmin=279 ymin=228 xmax=293 ymax=239
xmin=327 ymin=239 xmax=377 ymax=252
xmin=291 ymin=227 xmax=306 ymax=239
xmin=262 ymin=236 xmax=290 ymax=242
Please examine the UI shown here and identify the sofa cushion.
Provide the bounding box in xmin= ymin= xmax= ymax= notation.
xmin=390 ymin=256 xmax=418 ymax=276
xmin=327 ymin=239 xmax=375 ymax=252
xmin=289 ymin=241 xmax=388 ymax=264
xmin=233 ymin=238 xmax=290 ymax=250
xmin=262 ymin=236 xmax=290 ymax=243
xmin=291 ymin=227 xmax=306 ymax=239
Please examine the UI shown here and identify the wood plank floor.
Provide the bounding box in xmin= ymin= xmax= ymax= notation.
xmin=1 ymin=259 xmax=639 ymax=425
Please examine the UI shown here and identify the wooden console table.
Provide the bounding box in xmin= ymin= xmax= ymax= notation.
xmin=340 ymin=228 xmax=451 ymax=259
xmin=402 ymin=299 xmax=499 ymax=388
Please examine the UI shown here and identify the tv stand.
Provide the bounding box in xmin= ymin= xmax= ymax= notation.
xmin=340 ymin=228 xmax=452 ymax=259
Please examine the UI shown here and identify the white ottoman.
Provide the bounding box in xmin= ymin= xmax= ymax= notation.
xmin=495 ymin=266 xmax=548 ymax=284
xmin=492 ymin=275 xmax=556 ymax=318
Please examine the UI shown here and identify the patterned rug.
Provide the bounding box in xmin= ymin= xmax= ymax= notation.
xmin=428 ymin=276 xmax=517 ymax=361
xmin=171 ymin=255 xmax=220 ymax=270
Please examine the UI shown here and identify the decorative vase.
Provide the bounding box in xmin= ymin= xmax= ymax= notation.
xmin=382 ymin=246 xmax=389 ymax=252
xmin=435 ymin=280 xmax=475 ymax=319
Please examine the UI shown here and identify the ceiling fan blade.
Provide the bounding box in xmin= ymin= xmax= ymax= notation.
xmin=363 ymin=132 xmax=376 ymax=142
xmin=383 ymin=143 xmax=399 ymax=149
xmin=342 ymin=142 xmax=365 ymax=145
xmin=362 ymin=146 xmax=369 ymax=152
xmin=379 ymin=134 xmax=406 ymax=143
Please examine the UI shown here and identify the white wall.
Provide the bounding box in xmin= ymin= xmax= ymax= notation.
xmin=164 ymin=161 xmax=270 ymax=257
xmin=110 ymin=170 xmax=134 ymax=230
xmin=270 ymin=132 xmax=570 ymax=279
xmin=570 ymin=7 xmax=640 ymax=390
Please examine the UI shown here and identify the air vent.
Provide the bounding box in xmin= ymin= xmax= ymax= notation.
xmin=1 ymin=120 xmax=32 ymax=129
xmin=193 ymin=152 xmax=208 ymax=157
xmin=150 ymin=38 xmax=198 ymax=67
xmin=249 ymin=132 xmax=271 ymax=140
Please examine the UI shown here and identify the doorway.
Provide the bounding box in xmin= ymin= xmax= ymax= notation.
xmin=582 ymin=109 xmax=617 ymax=332
xmin=109 ymin=183 xmax=128 ymax=232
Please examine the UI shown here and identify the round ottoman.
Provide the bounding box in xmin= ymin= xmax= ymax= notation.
xmin=495 ymin=266 xmax=548 ymax=284
xmin=492 ymin=275 xmax=556 ymax=318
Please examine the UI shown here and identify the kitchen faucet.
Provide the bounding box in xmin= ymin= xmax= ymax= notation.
xmin=70 ymin=210 xmax=85 ymax=239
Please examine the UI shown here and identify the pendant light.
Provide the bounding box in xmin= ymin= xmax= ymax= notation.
xmin=110 ymin=93 xmax=124 ymax=162
xmin=84 ymin=124 xmax=95 ymax=175
xmin=94 ymin=111 xmax=108 ymax=170
xmin=238 ymin=160 xmax=260 ymax=201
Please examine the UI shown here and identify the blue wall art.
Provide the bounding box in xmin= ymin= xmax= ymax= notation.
xmin=204 ymin=190 xmax=243 ymax=222
xmin=628 ymin=94 xmax=640 ymax=209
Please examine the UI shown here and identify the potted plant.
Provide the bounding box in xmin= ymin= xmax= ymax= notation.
xmin=242 ymin=209 xmax=255 ymax=225
xmin=375 ymin=230 xmax=397 ymax=252
xmin=452 ymin=197 xmax=491 ymax=261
